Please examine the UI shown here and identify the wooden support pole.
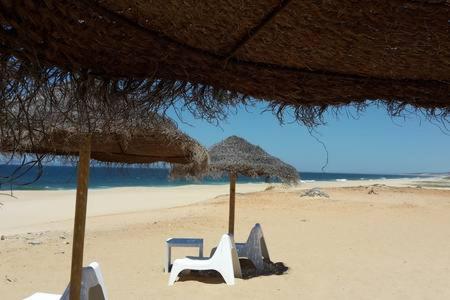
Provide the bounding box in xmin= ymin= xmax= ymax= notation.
xmin=228 ymin=172 xmax=237 ymax=236
xmin=69 ymin=135 xmax=91 ymax=300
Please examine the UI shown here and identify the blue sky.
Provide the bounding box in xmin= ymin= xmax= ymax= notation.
xmin=168 ymin=103 xmax=450 ymax=174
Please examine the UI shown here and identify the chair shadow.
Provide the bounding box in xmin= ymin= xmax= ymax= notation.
xmin=176 ymin=259 xmax=289 ymax=284
xmin=240 ymin=258 xmax=289 ymax=280
xmin=177 ymin=270 xmax=226 ymax=285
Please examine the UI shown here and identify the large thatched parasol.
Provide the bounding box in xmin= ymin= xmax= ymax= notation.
xmin=1 ymin=116 xmax=208 ymax=299
xmin=3 ymin=129 xmax=209 ymax=175
xmin=1 ymin=0 xmax=449 ymax=126
xmin=174 ymin=136 xmax=298 ymax=235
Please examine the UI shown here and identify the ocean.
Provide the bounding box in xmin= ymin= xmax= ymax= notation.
xmin=0 ymin=165 xmax=425 ymax=191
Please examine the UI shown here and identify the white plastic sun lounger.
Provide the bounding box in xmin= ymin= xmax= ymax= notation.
xmin=24 ymin=262 xmax=108 ymax=300
xmin=236 ymin=223 xmax=270 ymax=272
xmin=168 ymin=234 xmax=242 ymax=286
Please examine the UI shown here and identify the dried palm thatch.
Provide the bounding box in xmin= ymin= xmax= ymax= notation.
xmin=1 ymin=127 xmax=208 ymax=174
xmin=1 ymin=0 xmax=449 ymax=126
xmin=1 ymin=87 xmax=209 ymax=180
xmin=174 ymin=136 xmax=299 ymax=184
xmin=1 ymin=109 xmax=208 ymax=169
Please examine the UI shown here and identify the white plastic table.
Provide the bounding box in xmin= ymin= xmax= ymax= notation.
xmin=165 ymin=238 xmax=204 ymax=272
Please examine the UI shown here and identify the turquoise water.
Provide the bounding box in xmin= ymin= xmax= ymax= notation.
xmin=0 ymin=165 xmax=423 ymax=191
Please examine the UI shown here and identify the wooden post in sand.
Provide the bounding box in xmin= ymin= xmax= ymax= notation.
xmin=228 ymin=172 xmax=237 ymax=235
xmin=70 ymin=135 xmax=92 ymax=300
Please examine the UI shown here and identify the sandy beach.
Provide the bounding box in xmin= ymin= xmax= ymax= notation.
xmin=1 ymin=177 xmax=450 ymax=299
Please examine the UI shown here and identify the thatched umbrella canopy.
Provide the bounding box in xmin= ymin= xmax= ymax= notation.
xmin=174 ymin=136 xmax=298 ymax=235
xmin=1 ymin=0 xmax=449 ymax=126
xmin=2 ymin=127 xmax=209 ymax=176
xmin=206 ymin=136 xmax=299 ymax=183
xmin=1 ymin=81 xmax=208 ymax=175
xmin=1 ymin=112 xmax=208 ymax=299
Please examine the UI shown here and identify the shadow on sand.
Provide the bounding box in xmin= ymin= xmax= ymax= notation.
xmin=176 ymin=258 xmax=289 ymax=285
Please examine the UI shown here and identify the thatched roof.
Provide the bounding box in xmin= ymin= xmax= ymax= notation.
xmin=173 ymin=136 xmax=299 ymax=184
xmin=0 ymin=0 xmax=448 ymax=126
xmin=1 ymin=93 xmax=209 ymax=176
xmin=3 ymin=128 xmax=208 ymax=167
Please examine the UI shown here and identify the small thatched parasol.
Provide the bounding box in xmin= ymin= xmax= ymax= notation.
xmin=1 ymin=0 xmax=449 ymax=126
xmin=1 ymin=115 xmax=208 ymax=299
xmin=173 ymin=135 xmax=298 ymax=235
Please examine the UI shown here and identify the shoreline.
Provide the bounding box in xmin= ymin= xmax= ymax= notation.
xmin=1 ymin=177 xmax=448 ymax=235
xmin=0 ymin=183 xmax=272 ymax=235
xmin=0 ymin=174 xmax=440 ymax=192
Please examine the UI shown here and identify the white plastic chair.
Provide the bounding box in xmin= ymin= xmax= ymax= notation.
xmin=168 ymin=234 xmax=242 ymax=286
xmin=236 ymin=223 xmax=270 ymax=272
xmin=24 ymin=262 xmax=108 ymax=300
xmin=23 ymin=294 xmax=60 ymax=300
